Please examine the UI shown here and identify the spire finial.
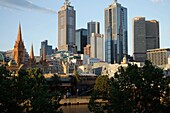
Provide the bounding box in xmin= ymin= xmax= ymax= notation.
xmin=17 ymin=23 xmax=22 ymax=42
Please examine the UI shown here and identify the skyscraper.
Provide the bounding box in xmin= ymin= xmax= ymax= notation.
xmin=87 ymin=21 xmax=100 ymax=44
xmin=104 ymin=0 xmax=128 ymax=64
xmin=58 ymin=0 xmax=76 ymax=53
xmin=75 ymin=28 xmax=87 ymax=54
xmin=14 ymin=24 xmax=26 ymax=65
xmin=91 ymin=33 xmax=104 ymax=61
xmin=133 ymin=17 xmax=159 ymax=62
xmin=40 ymin=40 xmax=52 ymax=56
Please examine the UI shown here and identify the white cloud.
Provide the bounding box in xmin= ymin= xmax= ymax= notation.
xmin=0 ymin=0 xmax=56 ymax=14
xmin=151 ymin=0 xmax=164 ymax=3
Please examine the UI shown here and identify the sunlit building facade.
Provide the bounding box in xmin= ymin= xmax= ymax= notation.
xmin=104 ymin=0 xmax=128 ymax=64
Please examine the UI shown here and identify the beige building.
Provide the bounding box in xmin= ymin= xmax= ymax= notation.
xmin=133 ymin=17 xmax=159 ymax=62
xmin=84 ymin=44 xmax=91 ymax=57
xmin=147 ymin=48 xmax=170 ymax=66
xmin=58 ymin=0 xmax=76 ymax=53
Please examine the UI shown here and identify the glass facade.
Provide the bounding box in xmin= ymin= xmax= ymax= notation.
xmin=105 ymin=1 xmax=128 ymax=64
xmin=75 ymin=29 xmax=87 ymax=54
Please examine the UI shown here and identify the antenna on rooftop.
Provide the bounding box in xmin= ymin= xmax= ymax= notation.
xmin=64 ymin=0 xmax=71 ymax=6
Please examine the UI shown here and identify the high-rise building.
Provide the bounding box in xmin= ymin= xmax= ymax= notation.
xmin=14 ymin=24 xmax=26 ymax=65
xmin=104 ymin=0 xmax=128 ymax=64
xmin=87 ymin=21 xmax=100 ymax=44
xmin=40 ymin=40 xmax=52 ymax=56
xmin=75 ymin=28 xmax=87 ymax=54
xmin=91 ymin=33 xmax=104 ymax=61
xmin=133 ymin=17 xmax=159 ymax=62
xmin=58 ymin=0 xmax=76 ymax=53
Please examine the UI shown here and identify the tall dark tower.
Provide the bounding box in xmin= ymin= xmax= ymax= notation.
xmin=58 ymin=0 xmax=76 ymax=53
xmin=14 ymin=24 xmax=26 ymax=65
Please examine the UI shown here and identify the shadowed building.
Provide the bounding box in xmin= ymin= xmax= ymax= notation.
xmin=58 ymin=0 xmax=76 ymax=53
xmin=75 ymin=28 xmax=87 ymax=54
xmin=104 ymin=0 xmax=128 ymax=64
xmin=133 ymin=17 xmax=159 ymax=62
xmin=87 ymin=21 xmax=100 ymax=44
xmin=40 ymin=40 xmax=53 ymax=56
xmin=13 ymin=24 xmax=26 ymax=65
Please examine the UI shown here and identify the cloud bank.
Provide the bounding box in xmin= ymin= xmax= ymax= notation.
xmin=0 ymin=0 xmax=56 ymax=14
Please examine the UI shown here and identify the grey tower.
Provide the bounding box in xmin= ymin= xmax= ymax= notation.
xmin=87 ymin=21 xmax=100 ymax=44
xmin=133 ymin=17 xmax=159 ymax=62
xmin=104 ymin=0 xmax=128 ymax=64
xmin=58 ymin=0 xmax=76 ymax=53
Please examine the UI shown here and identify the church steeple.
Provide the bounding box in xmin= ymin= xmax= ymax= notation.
xmin=17 ymin=24 xmax=22 ymax=42
xmin=14 ymin=23 xmax=26 ymax=65
xmin=27 ymin=44 xmax=36 ymax=66
xmin=30 ymin=44 xmax=35 ymax=59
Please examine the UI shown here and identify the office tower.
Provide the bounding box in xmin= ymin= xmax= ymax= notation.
xmin=133 ymin=17 xmax=159 ymax=62
xmin=75 ymin=28 xmax=87 ymax=54
xmin=40 ymin=40 xmax=52 ymax=56
xmin=87 ymin=21 xmax=100 ymax=44
xmin=14 ymin=24 xmax=26 ymax=65
xmin=147 ymin=48 xmax=170 ymax=66
xmin=58 ymin=0 xmax=76 ymax=53
xmin=104 ymin=0 xmax=128 ymax=64
xmin=91 ymin=33 xmax=104 ymax=61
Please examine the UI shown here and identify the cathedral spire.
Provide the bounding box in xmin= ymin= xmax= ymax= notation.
xmin=17 ymin=23 xmax=22 ymax=42
xmin=30 ymin=44 xmax=35 ymax=59
xmin=114 ymin=0 xmax=117 ymax=3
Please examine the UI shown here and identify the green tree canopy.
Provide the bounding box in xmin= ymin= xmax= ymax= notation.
xmin=89 ymin=61 xmax=170 ymax=113
xmin=0 ymin=67 xmax=62 ymax=113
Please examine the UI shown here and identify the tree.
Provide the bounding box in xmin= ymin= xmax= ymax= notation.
xmin=89 ymin=61 xmax=170 ymax=113
xmin=0 ymin=67 xmax=62 ymax=113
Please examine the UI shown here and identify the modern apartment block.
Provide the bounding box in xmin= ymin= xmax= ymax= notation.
xmin=75 ymin=28 xmax=87 ymax=54
xmin=104 ymin=0 xmax=128 ymax=64
xmin=58 ymin=0 xmax=76 ymax=53
xmin=87 ymin=21 xmax=100 ymax=44
xmin=90 ymin=33 xmax=104 ymax=61
xmin=147 ymin=48 xmax=170 ymax=66
xmin=133 ymin=17 xmax=159 ymax=62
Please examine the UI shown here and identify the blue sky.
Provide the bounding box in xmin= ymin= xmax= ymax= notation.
xmin=0 ymin=0 xmax=170 ymax=56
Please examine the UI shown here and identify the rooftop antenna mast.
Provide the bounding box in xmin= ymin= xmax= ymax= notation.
xmin=64 ymin=0 xmax=71 ymax=6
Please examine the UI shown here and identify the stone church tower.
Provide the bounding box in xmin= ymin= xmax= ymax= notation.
xmin=14 ymin=24 xmax=26 ymax=65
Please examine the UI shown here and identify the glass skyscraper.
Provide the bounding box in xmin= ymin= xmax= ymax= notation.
xmin=104 ymin=0 xmax=128 ymax=64
xmin=75 ymin=28 xmax=87 ymax=54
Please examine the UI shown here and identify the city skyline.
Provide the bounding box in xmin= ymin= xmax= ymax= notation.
xmin=0 ymin=0 xmax=170 ymax=56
